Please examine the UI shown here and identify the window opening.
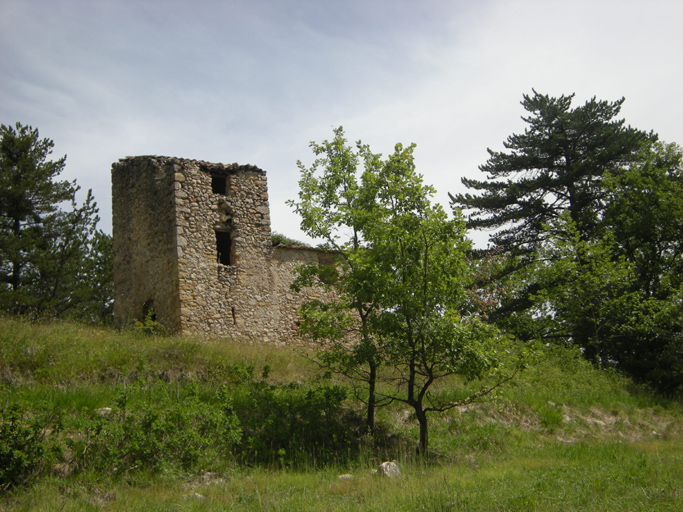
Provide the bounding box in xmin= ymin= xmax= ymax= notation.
xmin=212 ymin=175 xmax=227 ymax=194
xmin=216 ymin=230 xmax=233 ymax=266
xmin=142 ymin=299 xmax=156 ymax=321
xmin=231 ymin=307 xmax=237 ymax=325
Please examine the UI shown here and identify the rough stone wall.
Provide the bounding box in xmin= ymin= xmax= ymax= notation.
xmin=270 ymin=245 xmax=338 ymax=342
xmin=112 ymin=157 xmax=181 ymax=330
xmin=112 ymin=156 xmax=334 ymax=344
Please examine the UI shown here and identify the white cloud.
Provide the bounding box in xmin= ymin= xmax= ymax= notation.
xmin=1 ymin=0 xmax=682 ymax=246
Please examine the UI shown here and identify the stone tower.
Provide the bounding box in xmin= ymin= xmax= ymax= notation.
xmin=111 ymin=156 xmax=332 ymax=343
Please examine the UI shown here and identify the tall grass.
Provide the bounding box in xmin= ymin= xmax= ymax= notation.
xmin=1 ymin=316 xmax=682 ymax=511
xmin=0 ymin=316 xmax=318 ymax=387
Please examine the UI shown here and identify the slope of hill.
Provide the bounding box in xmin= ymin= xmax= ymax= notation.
xmin=1 ymin=317 xmax=681 ymax=511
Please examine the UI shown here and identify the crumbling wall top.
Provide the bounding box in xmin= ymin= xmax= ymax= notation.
xmin=115 ymin=156 xmax=266 ymax=177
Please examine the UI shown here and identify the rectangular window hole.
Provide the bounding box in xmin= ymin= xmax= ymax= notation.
xmin=212 ymin=175 xmax=227 ymax=194
xmin=216 ymin=230 xmax=233 ymax=265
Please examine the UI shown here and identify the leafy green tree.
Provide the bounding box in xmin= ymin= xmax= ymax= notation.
xmin=291 ymin=128 xmax=521 ymax=452
xmin=529 ymin=216 xmax=640 ymax=359
xmin=70 ymin=229 xmax=114 ymax=323
xmin=600 ymin=142 xmax=683 ymax=392
xmin=364 ymin=154 xmax=519 ymax=454
xmin=0 ymin=122 xmax=110 ymax=320
xmin=449 ymin=91 xmax=654 ymax=345
xmin=605 ymin=142 xmax=683 ymax=301
xmin=525 ymin=184 xmax=683 ymax=394
xmin=452 ymin=91 xmax=683 ymax=393
xmin=289 ymin=127 xmax=386 ymax=431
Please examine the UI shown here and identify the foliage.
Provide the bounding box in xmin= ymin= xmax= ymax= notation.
xmin=1 ymin=318 xmax=682 ymax=509
xmin=451 ymin=93 xmax=683 ymax=394
xmin=288 ymin=127 xmax=388 ymax=432
xmin=0 ymin=319 xmax=381 ymax=484
xmin=0 ymin=402 xmax=60 ymax=490
xmin=290 ymin=127 xmax=522 ymax=454
xmin=521 ymin=144 xmax=683 ymax=393
xmin=231 ymin=370 xmax=364 ymax=467
xmin=271 ymin=231 xmax=309 ymax=247
xmin=132 ymin=308 xmax=167 ymax=336
xmin=0 ymin=122 xmax=112 ymax=322
xmin=599 ymin=142 xmax=683 ymax=392
xmin=70 ymin=230 xmax=114 ymax=324
xmin=451 ymin=90 xmax=654 ymax=254
xmin=71 ymin=382 xmax=241 ymax=475
xmin=449 ymin=90 xmax=655 ymax=338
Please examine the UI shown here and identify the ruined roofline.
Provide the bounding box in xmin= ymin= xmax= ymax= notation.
xmin=116 ymin=155 xmax=265 ymax=175
xmin=272 ymin=242 xmax=334 ymax=253
xmin=112 ymin=153 xmax=341 ymax=343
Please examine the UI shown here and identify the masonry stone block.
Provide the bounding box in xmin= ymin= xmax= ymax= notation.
xmin=112 ymin=156 xmax=334 ymax=344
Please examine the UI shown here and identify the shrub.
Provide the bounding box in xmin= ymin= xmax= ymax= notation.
xmin=0 ymin=403 xmax=59 ymax=489
xmin=70 ymin=384 xmax=241 ymax=475
xmin=232 ymin=374 xmax=363 ymax=467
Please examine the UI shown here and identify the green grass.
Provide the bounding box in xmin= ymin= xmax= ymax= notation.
xmin=9 ymin=441 xmax=683 ymax=511
xmin=1 ymin=316 xmax=682 ymax=511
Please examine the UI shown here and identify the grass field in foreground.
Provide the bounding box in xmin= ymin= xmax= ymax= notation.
xmin=1 ymin=317 xmax=681 ymax=511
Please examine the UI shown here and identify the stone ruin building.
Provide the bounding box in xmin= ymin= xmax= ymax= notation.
xmin=111 ymin=156 xmax=334 ymax=343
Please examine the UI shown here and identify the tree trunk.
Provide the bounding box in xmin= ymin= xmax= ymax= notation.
xmin=367 ymin=358 xmax=376 ymax=432
xmin=415 ymin=407 xmax=428 ymax=456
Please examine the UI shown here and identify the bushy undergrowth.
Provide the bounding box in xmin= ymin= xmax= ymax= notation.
xmin=1 ymin=373 xmax=374 ymax=488
xmin=67 ymin=382 xmax=241 ymax=475
xmin=1 ymin=316 xmax=682 ymax=510
xmin=0 ymin=318 xmax=388 ymax=490
xmin=231 ymin=371 xmax=365 ymax=467
xmin=0 ymin=402 xmax=61 ymax=490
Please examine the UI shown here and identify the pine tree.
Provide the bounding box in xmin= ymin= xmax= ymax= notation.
xmin=449 ymin=91 xmax=655 ymax=339
xmin=451 ymin=90 xmax=655 ymax=254
xmin=451 ymin=92 xmax=683 ymax=394
xmin=0 ymin=122 xmax=108 ymax=318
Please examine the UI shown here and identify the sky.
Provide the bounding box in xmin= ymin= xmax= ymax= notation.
xmin=2 ymin=0 xmax=682 ymax=246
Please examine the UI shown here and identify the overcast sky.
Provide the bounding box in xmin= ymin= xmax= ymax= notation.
xmin=2 ymin=0 xmax=682 ymax=246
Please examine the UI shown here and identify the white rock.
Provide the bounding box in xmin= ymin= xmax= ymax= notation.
xmin=377 ymin=461 xmax=401 ymax=478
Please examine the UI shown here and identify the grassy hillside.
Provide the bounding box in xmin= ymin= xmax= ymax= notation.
xmin=1 ymin=317 xmax=682 ymax=511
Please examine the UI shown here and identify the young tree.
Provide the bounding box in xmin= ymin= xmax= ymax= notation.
xmin=288 ymin=127 xmax=386 ymax=431
xmin=0 ymin=122 xmax=110 ymax=319
xmin=364 ymin=151 xmax=518 ymax=453
xmin=290 ymin=128 xmax=521 ymax=452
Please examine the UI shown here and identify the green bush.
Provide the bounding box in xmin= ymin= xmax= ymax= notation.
xmin=132 ymin=309 xmax=167 ymax=336
xmin=0 ymin=403 xmax=59 ymax=489
xmin=231 ymin=372 xmax=363 ymax=467
xmin=70 ymin=389 xmax=239 ymax=475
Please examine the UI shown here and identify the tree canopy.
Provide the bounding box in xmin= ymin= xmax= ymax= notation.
xmin=451 ymin=92 xmax=683 ymax=394
xmin=0 ymin=122 xmax=112 ymax=321
xmin=290 ymin=127 xmax=521 ymax=453
xmin=451 ymin=90 xmax=655 ymax=254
